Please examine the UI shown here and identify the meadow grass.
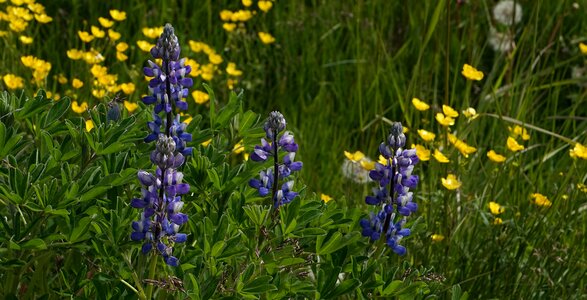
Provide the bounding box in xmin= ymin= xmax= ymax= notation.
xmin=1 ymin=0 xmax=587 ymax=298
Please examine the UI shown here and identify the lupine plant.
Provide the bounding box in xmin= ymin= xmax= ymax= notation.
xmin=249 ymin=111 xmax=303 ymax=209
xmin=360 ymin=122 xmax=419 ymax=255
xmin=130 ymin=24 xmax=193 ymax=267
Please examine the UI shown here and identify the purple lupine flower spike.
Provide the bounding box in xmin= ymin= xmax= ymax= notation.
xmin=249 ymin=111 xmax=302 ymax=208
xmin=131 ymin=24 xmax=192 ymax=267
xmin=360 ymin=122 xmax=419 ymax=255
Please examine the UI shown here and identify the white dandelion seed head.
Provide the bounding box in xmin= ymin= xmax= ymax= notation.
xmin=488 ymin=28 xmax=515 ymax=53
xmin=493 ymin=0 xmax=523 ymax=26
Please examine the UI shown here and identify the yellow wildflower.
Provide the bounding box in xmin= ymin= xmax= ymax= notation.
xmin=85 ymin=119 xmax=95 ymax=132
xmin=435 ymin=113 xmax=455 ymax=126
xmin=57 ymin=74 xmax=68 ymax=84
xmin=231 ymin=10 xmax=253 ymax=22
xmin=137 ymin=40 xmax=154 ymax=52
xmin=19 ymin=35 xmax=33 ymax=44
xmin=34 ymin=14 xmax=52 ymax=23
xmin=461 ymin=64 xmax=484 ymax=81
xmin=442 ymin=105 xmax=459 ymax=118
xmin=9 ymin=19 xmax=28 ymax=32
xmin=488 ymin=201 xmax=504 ymax=215
xmin=90 ymin=26 xmax=105 ymax=38
xmin=447 ymin=133 xmax=477 ymax=157
xmin=506 ymin=136 xmax=524 ymax=152
xmin=569 ymin=143 xmax=587 ymax=160
xmin=508 ymin=125 xmax=530 ymax=141
xmin=580 ymin=42 xmax=587 ymax=55
xmin=78 ymin=31 xmax=94 ymax=43
xmin=2 ymin=74 xmax=24 ymax=89
xmin=116 ymin=42 xmax=129 ymax=52
xmin=108 ymin=29 xmax=121 ymax=41
xmin=531 ymin=193 xmax=552 ymax=208
xmin=98 ymin=17 xmax=114 ymax=28
xmin=433 ymin=149 xmax=450 ymax=163
xmin=413 ymin=144 xmax=431 ymax=161
xmin=226 ymin=62 xmax=243 ymax=76
xmin=233 ymin=140 xmax=245 ymax=154
xmin=576 ymin=183 xmax=587 ymax=193
xmin=142 ymin=26 xmax=164 ymax=39
xmin=192 ymin=90 xmax=210 ymax=104
xmin=220 ymin=10 xmax=233 ymax=21
xmin=200 ymin=64 xmax=216 ymax=81
xmin=487 ymin=150 xmax=506 ymax=163
xmin=493 ymin=218 xmax=503 ymax=225
xmin=258 ymin=0 xmax=273 ymax=12
xmin=431 ymin=234 xmax=445 ymax=242
xmin=360 ymin=160 xmax=375 ymax=171
xmin=201 ymin=139 xmax=212 ymax=147
xmin=72 ymin=101 xmax=88 ymax=114
xmin=182 ymin=115 xmax=193 ymax=124
xmin=378 ymin=155 xmax=390 ymax=165
xmin=28 ymin=3 xmax=46 ymax=14
xmin=441 ymin=174 xmax=461 ymax=190
xmin=462 ymin=107 xmax=477 ymax=120
xmin=344 ymin=150 xmax=365 ymax=162
xmin=116 ymin=51 xmax=128 ymax=61
xmin=411 ymin=97 xmax=430 ymax=111
xmin=72 ymin=78 xmax=84 ymax=89
xmin=109 ymin=9 xmax=126 ymax=21
xmin=417 ymin=129 xmax=435 ymax=142
xmin=242 ymin=0 xmax=252 ymax=7
xmin=258 ymin=32 xmax=275 ymax=44
xmin=209 ymin=53 xmax=223 ymax=65
xmin=0 ymin=31 xmax=8 ymax=37
xmin=124 ymin=101 xmax=138 ymax=112
xmin=67 ymin=49 xmax=83 ymax=60
xmin=120 ymin=83 xmax=135 ymax=94
xmin=321 ymin=194 xmax=333 ymax=203
xmin=223 ymin=23 xmax=236 ymax=32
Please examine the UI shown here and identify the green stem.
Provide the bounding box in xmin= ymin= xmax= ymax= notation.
xmin=145 ymin=254 xmax=158 ymax=299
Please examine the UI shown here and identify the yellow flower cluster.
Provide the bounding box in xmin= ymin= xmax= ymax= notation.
xmin=344 ymin=150 xmax=375 ymax=171
xmin=188 ymin=40 xmax=224 ymax=81
xmin=2 ymin=73 xmax=24 ymax=89
xmin=530 ymin=193 xmax=551 ymax=208
xmin=447 ymin=133 xmax=477 ymax=157
xmin=0 ymin=0 xmax=52 ymax=38
xmin=505 ymin=126 xmax=529 ymax=153
xmin=219 ymin=1 xmax=276 ymax=45
xmin=569 ymin=142 xmax=587 ymax=160
xmin=21 ymin=55 xmax=51 ymax=86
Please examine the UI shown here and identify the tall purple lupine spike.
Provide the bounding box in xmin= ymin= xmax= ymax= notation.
xmin=249 ymin=111 xmax=302 ymax=208
xmin=359 ymin=122 xmax=419 ymax=256
xmin=131 ymin=24 xmax=193 ymax=267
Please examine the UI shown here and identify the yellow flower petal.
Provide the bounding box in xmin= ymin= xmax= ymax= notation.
xmin=321 ymin=193 xmax=333 ymax=203
xmin=109 ymin=9 xmax=126 ymax=21
xmin=258 ymin=0 xmax=273 ymax=12
xmin=78 ymin=31 xmax=94 ymax=43
xmin=223 ymin=23 xmax=236 ymax=32
xmin=360 ymin=160 xmax=375 ymax=171
xmin=579 ymin=42 xmax=587 ymax=55
xmin=462 ymin=107 xmax=477 ymax=120
xmin=219 ymin=10 xmax=233 ymax=21
xmin=442 ymin=105 xmax=459 ymax=118
xmin=142 ymin=26 xmax=164 ymax=39
xmin=570 ymin=143 xmax=587 ymax=160
xmin=530 ymin=193 xmax=551 ymax=208
xmin=192 ymin=90 xmax=210 ymax=104
xmin=487 ymin=150 xmax=506 ymax=163
xmin=233 ymin=140 xmax=245 ymax=154
xmin=493 ymin=218 xmax=503 ymax=225
xmin=488 ymin=201 xmax=504 ymax=215
xmin=433 ymin=149 xmax=450 ymax=163
xmin=19 ymin=35 xmax=33 ymax=44
xmin=98 ymin=17 xmax=114 ymax=28
xmin=120 ymin=82 xmax=135 ymax=94
xmin=412 ymin=144 xmax=431 ymax=161
xmin=508 ymin=125 xmax=530 ymax=141
xmin=441 ymin=174 xmax=461 ymax=190
xmin=242 ymin=0 xmax=252 ymax=7
xmin=435 ymin=113 xmax=455 ymax=127
xmin=417 ymin=129 xmax=435 ymax=142
xmin=108 ymin=29 xmax=121 ymax=41
xmin=85 ymin=119 xmax=95 ymax=132
xmin=506 ymin=136 xmax=524 ymax=152
xmin=201 ymin=139 xmax=212 ymax=147
xmin=2 ymin=74 xmax=24 ymax=89
xmin=72 ymin=78 xmax=84 ymax=89
xmin=90 ymin=26 xmax=105 ymax=38
xmin=462 ymin=64 xmax=484 ymax=81
xmin=137 ymin=40 xmax=154 ymax=53
xmin=72 ymin=101 xmax=89 ymax=114
xmin=258 ymin=32 xmax=275 ymax=44
xmin=124 ymin=101 xmax=138 ymax=113
xmin=344 ymin=150 xmax=365 ymax=162
xmin=411 ymin=97 xmax=430 ymax=111
xmin=431 ymin=234 xmax=445 ymax=242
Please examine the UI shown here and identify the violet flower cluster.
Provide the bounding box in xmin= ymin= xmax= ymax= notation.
xmin=249 ymin=111 xmax=303 ymax=208
xmin=359 ymin=122 xmax=419 ymax=255
xmin=130 ymin=24 xmax=193 ymax=267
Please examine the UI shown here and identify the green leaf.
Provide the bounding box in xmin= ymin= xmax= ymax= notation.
xmin=70 ymin=216 xmax=92 ymax=242
xmin=316 ymin=232 xmax=342 ymax=255
xmin=325 ymin=278 xmax=361 ymax=298
xmin=242 ymin=275 xmax=277 ymax=294
xmin=238 ymin=110 xmax=259 ymax=134
xmin=295 ymin=227 xmax=327 ymax=237
xmin=13 ymin=91 xmax=52 ymax=119
xmin=207 ymin=169 xmax=221 ymax=190
xmin=21 ymin=238 xmax=47 ymax=250
xmin=44 ymin=97 xmax=71 ymax=127
xmin=211 ymin=240 xmax=226 ymax=257
xmin=382 ymin=280 xmax=403 ymax=295
xmin=202 ymin=83 xmax=216 ymax=127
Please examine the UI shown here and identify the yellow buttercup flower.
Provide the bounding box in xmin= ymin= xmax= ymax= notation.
xmin=435 ymin=113 xmax=455 ymax=126
xmin=19 ymin=35 xmax=33 ymax=44
xmin=182 ymin=115 xmax=193 ymax=124
xmin=447 ymin=133 xmax=476 ymax=157
xmin=137 ymin=40 xmax=154 ymax=52
xmin=569 ymin=143 xmax=587 ymax=159
xmin=85 ymin=119 xmax=95 ymax=132
xmin=508 ymin=125 xmax=530 ymax=141
xmin=488 ymin=201 xmax=504 ymax=215
xmin=242 ymin=0 xmax=252 ymax=7
xmin=431 ymin=234 xmax=445 ymax=242
xmin=72 ymin=78 xmax=84 ymax=89
xmin=442 ymin=105 xmax=459 ymax=118
xmin=233 ymin=140 xmax=245 ymax=154
xmin=462 ymin=107 xmax=477 ymax=120
xmin=258 ymin=32 xmax=275 ymax=44
xmin=493 ymin=218 xmax=503 ymax=225
xmin=411 ymin=97 xmax=430 ymax=111
xmin=219 ymin=10 xmax=233 ymax=21
xmin=28 ymin=3 xmax=46 ymax=14
xmin=433 ymin=149 xmax=450 ymax=163
xmin=192 ymin=90 xmax=210 ymax=104
xmin=57 ymin=73 xmax=68 ymax=84
xmin=579 ymin=42 xmax=587 ymax=55
xmin=461 ymin=64 xmax=484 ymax=81
xmin=3 ymin=74 xmax=24 ymax=89
xmin=116 ymin=42 xmax=129 ymax=52
xmin=67 ymin=49 xmax=83 ymax=60
xmin=124 ymin=101 xmax=138 ymax=112
xmin=78 ymin=31 xmax=94 ymax=43
xmin=506 ymin=136 xmax=524 ymax=152
xmin=320 ymin=194 xmax=333 ymax=203
xmin=487 ymin=150 xmax=506 ymax=163
xmin=90 ymin=26 xmax=105 ymax=38
xmin=108 ymin=29 xmax=121 ymax=41
xmin=98 ymin=17 xmax=114 ymax=28
xmin=226 ymin=62 xmax=243 ymax=76
xmin=441 ymin=174 xmax=461 ymax=190
xmin=576 ymin=183 xmax=587 ymax=193
xmin=9 ymin=19 xmax=28 ymax=32
xmin=223 ymin=23 xmax=236 ymax=32
xmin=109 ymin=9 xmax=126 ymax=21
xmin=417 ymin=129 xmax=435 ymax=142
xmin=120 ymin=82 xmax=135 ymax=94
xmin=201 ymin=139 xmax=212 ymax=147
xmin=231 ymin=10 xmax=253 ymax=22
xmin=344 ymin=150 xmax=365 ymax=162
xmin=413 ymin=144 xmax=431 ymax=161
xmin=531 ymin=193 xmax=552 ymax=208
xmin=142 ymin=26 xmax=164 ymax=39
xmin=258 ymin=0 xmax=273 ymax=12
xmin=360 ymin=160 xmax=375 ymax=171
xmin=72 ymin=101 xmax=88 ymax=114
xmin=378 ymin=155 xmax=390 ymax=165
xmin=116 ymin=51 xmax=128 ymax=61
xmin=34 ymin=14 xmax=52 ymax=23
xmin=208 ymin=53 xmax=223 ymax=65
